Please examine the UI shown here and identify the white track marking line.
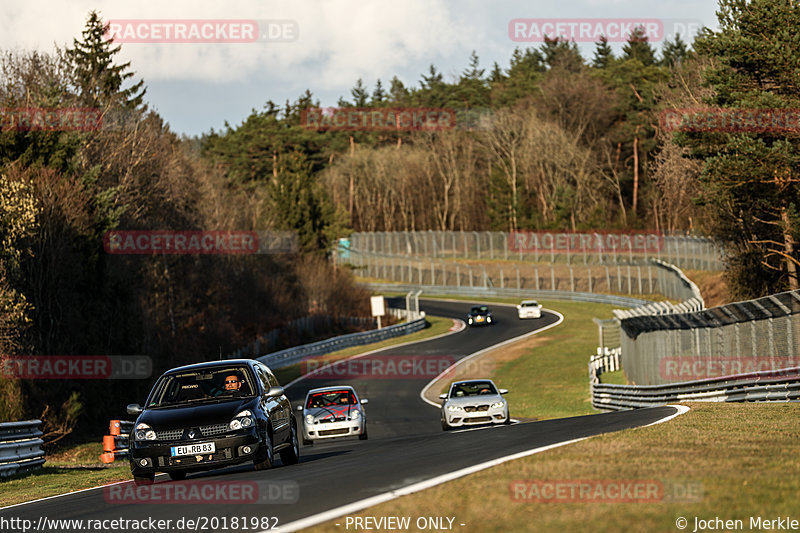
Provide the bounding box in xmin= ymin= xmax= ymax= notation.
xmin=273 ymin=404 xmax=689 ymax=533
xmin=420 ymin=309 xmax=565 ymax=408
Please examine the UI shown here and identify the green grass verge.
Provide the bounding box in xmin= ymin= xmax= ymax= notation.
xmin=401 ymin=293 xmax=616 ymax=420
xmin=307 ymin=403 xmax=800 ymax=533
xmin=0 ymin=442 xmax=130 ymax=508
xmin=492 ymin=299 xmax=617 ymax=419
xmin=272 ymin=315 xmax=454 ymax=385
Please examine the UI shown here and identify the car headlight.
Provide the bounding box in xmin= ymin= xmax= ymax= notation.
xmin=229 ymin=410 xmax=254 ymax=431
xmin=305 ymin=414 xmax=314 ymax=424
xmin=447 ymin=405 xmax=462 ymax=411
xmin=350 ymin=410 xmax=360 ymax=419
xmin=490 ymin=401 xmax=505 ymax=409
xmin=135 ymin=422 xmax=156 ymax=441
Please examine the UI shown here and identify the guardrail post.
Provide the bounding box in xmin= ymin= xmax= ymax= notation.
xmin=550 ymin=266 xmax=555 ymax=290
xmin=588 ymin=266 xmax=592 ymax=293
xmin=569 ymin=267 xmax=574 ymax=292
xmin=488 ymin=231 xmax=494 ymax=259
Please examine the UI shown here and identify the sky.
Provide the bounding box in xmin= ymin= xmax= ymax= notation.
xmin=1 ymin=0 xmax=721 ymax=137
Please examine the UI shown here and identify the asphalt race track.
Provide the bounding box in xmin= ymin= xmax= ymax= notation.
xmin=0 ymin=300 xmax=679 ymax=532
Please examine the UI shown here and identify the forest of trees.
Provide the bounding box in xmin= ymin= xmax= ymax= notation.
xmin=204 ymin=0 xmax=800 ymax=299
xmin=1 ymin=0 xmax=799 ymax=433
xmin=0 ymin=13 xmax=369 ymax=436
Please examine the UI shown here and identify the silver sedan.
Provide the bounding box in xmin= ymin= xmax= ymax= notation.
xmin=297 ymin=386 xmax=368 ymax=444
xmin=440 ymin=379 xmax=509 ymax=430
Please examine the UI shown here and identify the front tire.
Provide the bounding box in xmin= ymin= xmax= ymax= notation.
xmin=358 ymin=428 xmax=368 ymax=440
xmin=279 ymin=420 xmax=300 ymax=465
xmin=254 ymin=430 xmax=274 ymax=471
xmin=441 ymin=419 xmax=451 ymax=431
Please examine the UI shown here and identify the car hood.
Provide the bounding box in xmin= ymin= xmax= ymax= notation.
xmin=304 ymin=405 xmax=359 ymax=420
xmin=444 ymin=395 xmax=503 ymax=406
xmin=139 ymin=398 xmax=256 ymax=429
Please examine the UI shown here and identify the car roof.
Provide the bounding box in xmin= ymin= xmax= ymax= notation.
xmin=520 ymin=300 xmax=540 ymax=304
xmin=306 ymin=385 xmax=357 ymax=395
xmin=452 ymin=379 xmax=496 ymax=386
xmin=162 ymin=359 xmax=261 ymax=375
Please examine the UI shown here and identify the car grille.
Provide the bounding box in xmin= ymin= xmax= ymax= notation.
xmin=155 ymin=429 xmax=184 ymax=441
xmin=464 ymin=405 xmax=490 ymax=413
xmin=200 ymin=423 xmax=229 ymax=437
xmin=318 ymin=428 xmax=350 ymax=436
xmin=464 ymin=416 xmax=492 ymax=423
xmin=317 ymin=417 xmax=348 ymax=424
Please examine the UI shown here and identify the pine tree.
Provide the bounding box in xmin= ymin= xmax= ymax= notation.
xmin=660 ymin=34 xmax=689 ymax=67
xmin=350 ymin=78 xmax=369 ymax=107
xmin=592 ymin=35 xmax=614 ymax=69
xmin=66 ymin=11 xmax=145 ymax=109
xmin=388 ymin=76 xmax=409 ymax=104
xmin=371 ymin=79 xmax=386 ymax=105
xmin=682 ymin=0 xmax=800 ymax=296
xmin=621 ymin=27 xmax=657 ymax=66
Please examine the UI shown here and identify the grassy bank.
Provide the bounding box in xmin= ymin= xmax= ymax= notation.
xmin=308 ymin=402 xmax=800 ymax=533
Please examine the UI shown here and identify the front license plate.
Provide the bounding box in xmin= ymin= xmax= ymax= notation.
xmin=171 ymin=442 xmax=215 ymax=457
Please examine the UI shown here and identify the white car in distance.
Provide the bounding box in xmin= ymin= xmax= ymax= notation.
xmin=516 ymin=300 xmax=542 ymax=319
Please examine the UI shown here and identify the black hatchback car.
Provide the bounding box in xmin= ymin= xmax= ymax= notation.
xmin=467 ymin=305 xmax=494 ymax=327
xmin=127 ymin=359 xmax=299 ymax=484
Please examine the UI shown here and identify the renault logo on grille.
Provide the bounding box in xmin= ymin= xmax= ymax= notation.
xmin=188 ymin=430 xmax=196 ymax=439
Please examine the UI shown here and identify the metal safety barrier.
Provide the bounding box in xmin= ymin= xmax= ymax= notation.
xmin=0 ymin=420 xmax=46 ymax=478
xmin=592 ymin=365 xmax=800 ymax=410
xmin=365 ymin=282 xmax=650 ymax=308
xmin=258 ymin=307 xmax=427 ymax=370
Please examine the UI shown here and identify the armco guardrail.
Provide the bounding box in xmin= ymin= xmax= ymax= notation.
xmin=592 ymin=365 xmax=800 ymax=410
xmin=365 ymin=282 xmax=650 ymax=307
xmin=257 ymin=309 xmax=427 ymax=369
xmin=0 ymin=420 xmax=46 ymax=478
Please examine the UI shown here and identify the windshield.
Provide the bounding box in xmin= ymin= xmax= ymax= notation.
xmin=306 ymin=390 xmax=356 ymax=408
xmin=450 ymin=381 xmax=497 ymax=398
xmin=471 ymin=306 xmax=489 ymax=314
xmin=521 ymin=301 xmax=539 ymax=307
xmin=147 ymin=366 xmax=256 ymax=407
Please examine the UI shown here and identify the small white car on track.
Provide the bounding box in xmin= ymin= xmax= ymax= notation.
xmin=516 ymin=300 xmax=542 ymax=319
xmin=440 ymin=379 xmax=509 ymax=431
xmin=298 ymin=386 xmax=368 ymax=445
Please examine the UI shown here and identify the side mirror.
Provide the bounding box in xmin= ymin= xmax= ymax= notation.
xmin=126 ymin=403 xmax=143 ymax=416
xmin=295 ymin=404 xmax=303 ymax=411
xmin=265 ymin=386 xmax=285 ymax=398
xmin=439 ymin=393 xmax=448 ymax=400
xmin=499 ymin=389 xmax=509 ymax=395
xmin=360 ymin=398 xmax=368 ymax=405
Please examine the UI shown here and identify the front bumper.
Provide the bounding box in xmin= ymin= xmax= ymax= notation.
xmin=129 ymin=430 xmax=261 ymax=475
xmin=467 ymin=316 xmax=492 ymax=326
xmin=443 ymin=408 xmax=508 ymax=427
xmin=302 ymin=419 xmax=365 ymax=441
